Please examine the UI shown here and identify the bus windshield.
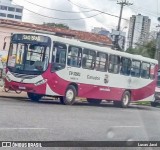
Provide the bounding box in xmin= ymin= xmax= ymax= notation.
xmin=7 ymin=34 xmax=51 ymax=75
xmin=7 ymin=43 xmax=50 ymax=75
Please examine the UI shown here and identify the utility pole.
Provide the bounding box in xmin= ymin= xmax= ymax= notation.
xmin=115 ymin=0 xmax=133 ymax=50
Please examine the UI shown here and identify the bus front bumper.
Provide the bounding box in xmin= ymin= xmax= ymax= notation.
xmin=5 ymin=80 xmax=46 ymax=95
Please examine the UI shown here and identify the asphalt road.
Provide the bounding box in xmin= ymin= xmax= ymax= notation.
xmin=0 ymin=95 xmax=160 ymax=143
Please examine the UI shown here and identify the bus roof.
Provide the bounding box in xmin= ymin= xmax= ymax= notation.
xmin=12 ymin=32 xmax=158 ymax=64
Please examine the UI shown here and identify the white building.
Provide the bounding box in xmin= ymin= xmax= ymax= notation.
xmin=0 ymin=0 xmax=23 ymax=21
xmin=128 ymin=14 xmax=151 ymax=48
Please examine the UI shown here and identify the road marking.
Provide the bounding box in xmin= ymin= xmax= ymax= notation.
xmin=112 ymin=126 xmax=141 ymax=128
xmin=0 ymin=128 xmax=47 ymax=130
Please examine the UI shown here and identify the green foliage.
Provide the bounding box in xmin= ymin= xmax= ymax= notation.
xmin=43 ymin=22 xmax=69 ymax=29
xmin=126 ymin=40 xmax=156 ymax=59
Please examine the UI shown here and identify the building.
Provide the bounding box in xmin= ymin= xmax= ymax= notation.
xmin=91 ymin=27 xmax=111 ymax=38
xmin=0 ymin=19 xmax=112 ymax=50
xmin=111 ymin=29 xmax=126 ymax=50
xmin=128 ymin=14 xmax=151 ymax=48
xmin=0 ymin=0 xmax=23 ymax=21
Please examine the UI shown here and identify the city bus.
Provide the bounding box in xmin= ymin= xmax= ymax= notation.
xmin=4 ymin=33 xmax=158 ymax=108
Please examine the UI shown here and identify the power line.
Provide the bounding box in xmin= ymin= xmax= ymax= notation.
xmin=24 ymin=0 xmax=96 ymax=13
xmin=13 ymin=2 xmax=103 ymax=21
xmin=67 ymin=0 xmax=129 ymax=21
xmin=67 ymin=0 xmax=97 ymax=10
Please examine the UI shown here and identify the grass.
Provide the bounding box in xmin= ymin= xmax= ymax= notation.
xmin=133 ymin=101 xmax=151 ymax=106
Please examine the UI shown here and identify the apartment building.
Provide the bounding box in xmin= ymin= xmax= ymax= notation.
xmin=0 ymin=0 xmax=23 ymax=21
xmin=128 ymin=14 xmax=151 ymax=48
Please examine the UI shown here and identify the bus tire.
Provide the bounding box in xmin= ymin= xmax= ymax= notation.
xmin=121 ymin=91 xmax=131 ymax=108
xmin=113 ymin=91 xmax=131 ymax=108
xmin=87 ymin=98 xmax=102 ymax=105
xmin=27 ymin=92 xmax=42 ymax=102
xmin=61 ymin=85 xmax=77 ymax=105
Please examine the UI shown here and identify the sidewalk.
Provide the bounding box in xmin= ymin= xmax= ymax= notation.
xmin=0 ymin=87 xmax=27 ymax=98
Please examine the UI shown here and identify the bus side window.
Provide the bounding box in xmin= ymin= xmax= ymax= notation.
xmin=96 ymin=52 xmax=108 ymax=72
xmin=120 ymin=57 xmax=131 ymax=76
xmin=67 ymin=46 xmax=82 ymax=68
xmin=51 ymin=42 xmax=67 ymax=72
xmin=108 ymin=55 xmax=120 ymax=74
xmin=141 ymin=62 xmax=150 ymax=79
xmin=150 ymin=64 xmax=155 ymax=79
xmin=131 ymin=60 xmax=141 ymax=77
xmin=82 ymin=49 xmax=96 ymax=70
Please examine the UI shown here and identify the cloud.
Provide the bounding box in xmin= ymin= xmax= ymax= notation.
xmin=13 ymin=0 xmax=159 ymax=32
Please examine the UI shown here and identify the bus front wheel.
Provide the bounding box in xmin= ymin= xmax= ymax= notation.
xmin=114 ymin=91 xmax=131 ymax=108
xmin=27 ymin=92 xmax=42 ymax=102
xmin=60 ymin=85 xmax=77 ymax=105
xmin=87 ymin=98 xmax=102 ymax=105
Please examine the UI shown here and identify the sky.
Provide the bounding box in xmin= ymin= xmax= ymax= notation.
xmin=12 ymin=0 xmax=160 ymax=32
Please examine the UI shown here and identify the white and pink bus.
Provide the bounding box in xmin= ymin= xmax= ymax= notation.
xmin=4 ymin=33 xmax=158 ymax=108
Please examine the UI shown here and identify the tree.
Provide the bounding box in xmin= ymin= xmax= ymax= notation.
xmin=43 ymin=22 xmax=69 ymax=29
xmin=126 ymin=40 xmax=156 ymax=59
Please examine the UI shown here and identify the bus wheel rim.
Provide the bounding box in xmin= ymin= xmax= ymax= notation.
xmin=123 ymin=94 xmax=129 ymax=106
xmin=66 ymin=89 xmax=74 ymax=101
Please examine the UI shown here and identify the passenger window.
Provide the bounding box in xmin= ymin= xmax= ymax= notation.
xmin=67 ymin=46 xmax=82 ymax=68
xmin=131 ymin=60 xmax=141 ymax=77
xmin=150 ymin=64 xmax=155 ymax=79
xmin=96 ymin=52 xmax=108 ymax=72
xmin=141 ymin=62 xmax=150 ymax=79
xmin=51 ymin=42 xmax=66 ymax=72
xmin=120 ymin=57 xmax=131 ymax=76
xmin=108 ymin=55 xmax=120 ymax=74
xmin=82 ymin=49 xmax=96 ymax=70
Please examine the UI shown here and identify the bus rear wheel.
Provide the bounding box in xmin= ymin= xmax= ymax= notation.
xmin=113 ymin=91 xmax=131 ymax=108
xmin=87 ymin=98 xmax=102 ymax=105
xmin=27 ymin=92 xmax=42 ymax=102
xmin=60 ymin=85 xmax=77 ymax=105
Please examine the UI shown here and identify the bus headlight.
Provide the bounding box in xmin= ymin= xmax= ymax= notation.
xmin=35 ymin=79 xmax=47 ymax=86
xmin=6 ymin=75 xmax=11 ymax=82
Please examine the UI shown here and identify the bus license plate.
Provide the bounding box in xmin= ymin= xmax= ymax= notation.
xmin=19 ymin=86 xmax=26 ymax=90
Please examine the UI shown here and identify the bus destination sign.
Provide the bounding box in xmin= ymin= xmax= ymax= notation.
xmin=12 ymin=34 xmax=50 ymax=44
xmin=22 ymin=35 xmax=41 ymax=41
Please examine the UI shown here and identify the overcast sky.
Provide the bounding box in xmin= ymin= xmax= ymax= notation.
xmin=12 ymin=0 xmax=160 ymax=32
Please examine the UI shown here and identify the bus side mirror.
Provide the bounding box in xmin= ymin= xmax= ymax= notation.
xmin=3 ymin=42 xmax=6 ymax=50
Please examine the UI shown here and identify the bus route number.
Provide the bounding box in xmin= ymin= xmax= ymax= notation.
xmin=23 ymin=35 xmax=40 ymax=41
